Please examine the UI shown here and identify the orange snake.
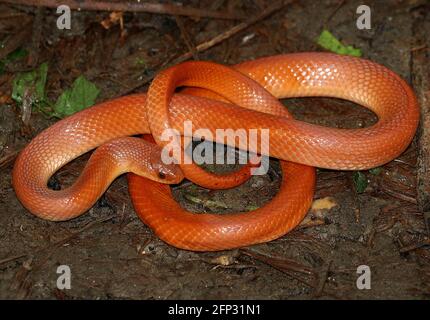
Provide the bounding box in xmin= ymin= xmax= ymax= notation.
xmin=12 ymin=53 xmax=419 ymax=251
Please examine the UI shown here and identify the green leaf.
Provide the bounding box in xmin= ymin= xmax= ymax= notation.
xmin=53 ymin=75 xmax=99 ymax=118
xmin=353 ymin=171 xmax=368 ymax=193
xmin=246 ymin=205 xmax=260 ymax=211
xmin=11 ymin=62 xmax=48 ymax=105
xmin=317 ymin=29 xmax=362 ymax=57
xmin=369 ymin=167 xmax=382 ymax=175
xmin=135 ymin=57 xmax=147 ymax=67
xmin=7 ymin=48 xmax=28 ymax=62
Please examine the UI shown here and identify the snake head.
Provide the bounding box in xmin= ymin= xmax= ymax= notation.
xmin=148 ymin=147 xmax=184 ymax=184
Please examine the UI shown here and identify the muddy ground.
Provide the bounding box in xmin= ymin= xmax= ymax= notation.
xmin=0 ymin=0 xmax=429 ymax=299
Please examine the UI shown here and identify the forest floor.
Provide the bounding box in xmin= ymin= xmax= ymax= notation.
xmin=0 ymin=0 xmax=429 ymax=299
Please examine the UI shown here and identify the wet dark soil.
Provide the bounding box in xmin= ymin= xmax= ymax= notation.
xmin=0 ymin=0 xmax=429 ymax=299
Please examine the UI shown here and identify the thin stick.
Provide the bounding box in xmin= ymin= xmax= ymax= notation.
xmin=28 ymin=6 xmax=44 ymax=67
xmin=399 ymin=238 xmax=430 ymax=253
xmin=240 ymin=248 xmax=315 ymax=288
xmin=170 ymin=0 xmax=290 ymax=65
xmin=323 ymin=0 xmax=346 ymax=28
xmin=174 ymin=14 xmax=199 ymax=60
xmin=240 ymin=248 xmax=314 ymax=275
xmin=120 ymin=0 xmax=290 ymax=95
xmin=0 ymin=215 xmax=114 ymax=267
xmin=0 ymin=149 xmax=22 ymax=169
xmin=0 ymin=254 xmax=27 ymax=265
xmin=0 ymin=0 xmax=243 ymax=20
xmin=313 ymin=260 xmax=332 ymax=298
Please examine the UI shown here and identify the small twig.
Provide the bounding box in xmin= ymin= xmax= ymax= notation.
xmin=424 ymin=212 xmax=430 ymax=237
xmin=240 ymin=247 xmax=315 ymax=283
xmin=399 ymin=237 xmax=430 ymax=253
xmin=184 ymin=193 xmax=229 ymax=210
xmin=0 ymin=254 xmax=27 ymax=266
xmin=393 ymin=158 xmax=416 ymax=167
xmin=0 ymin=149 xmax=22 ymax=169
xmin=313 ymin=260 xmax=332 ymax=298
xmin=0 ymin=215 xmax=114 ymax=267
xmin=173 ymin=14 xmax=199 ymax=60
xmin=0 ymin=0 xmax=243 ymax=20
xmin=120 ymin=0 xmax=290 ymax=95
xmin=381 ymin=188 xmax=418 ymax=204
xmin=170 ymin=0 xmax=290 ymax=65
xmin=410 ymin=44 xmax=428 ymax=52
xmin=240 ymin=248 xmax=313 ymax=274
xmin=298 ymin=215 xmax=327 ymax=229
xmin=323 ymin=0 xmax=346 ymax=28
xmin=28 ymin=6 xmax=45 ymax=67
xmin=50 ymin=215 xmax=115 ymax=249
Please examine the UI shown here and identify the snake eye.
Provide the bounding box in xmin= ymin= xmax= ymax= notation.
xmin=158 ymin=171 xmax=166 ymax=179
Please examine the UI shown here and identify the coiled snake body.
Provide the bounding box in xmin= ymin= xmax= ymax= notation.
xmin=12 ymin=53 xmax=419 ymax=251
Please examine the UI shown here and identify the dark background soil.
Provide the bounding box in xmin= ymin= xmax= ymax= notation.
xmin=0 ymin=0 xmax=429 ymax=299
